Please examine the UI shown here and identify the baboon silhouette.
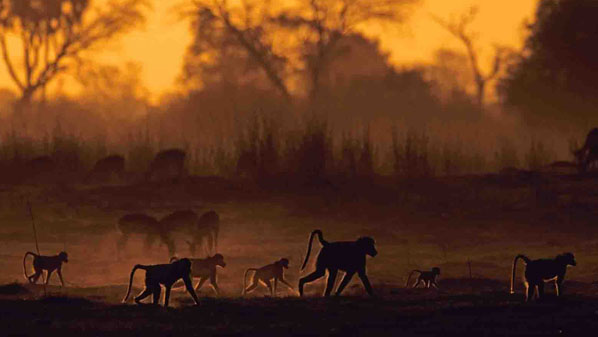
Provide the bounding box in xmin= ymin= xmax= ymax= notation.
xmin=86 ymin=154 xmax=125 ymax=183
xmin=23 ymin=251 xmax=68 ymax=286
xmin=299 ymin=230 xmax=377 ymax=297
xmin=511 ymin=252 xmax=576 ymax=302
xmin=574 ymin=128 xmax=598 ymax=173
xmin=170 ymin=254 xmax=226 ymax=294
xmin=146 ymin=149 xmax=186 ymax=181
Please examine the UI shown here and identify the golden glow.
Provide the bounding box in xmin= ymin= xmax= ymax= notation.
xmin=0 ymin=0 xmax=536 ymax=99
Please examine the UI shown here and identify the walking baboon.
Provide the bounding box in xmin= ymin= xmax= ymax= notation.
xmin=510 ymin=252 xmax=576 ymax=302
xmin=299 ymin=230 xmax=377 ymax=297
xmin=243 ymin=258 xmax=295 ymax=296
xmin=122 ymin=258 xmax=200 ymax=307
xmin=146 ymin=149 xmax=186 ymax=181
xmin=86 ymin=155 xmax=125 ymax=183
xmin=117 ymin=213 xmax=174 ymax=258
xmin=405 ymin=268 xmax=440 ymax=289
xmin=23 ymin=251 xmax=68 ymax=286
xmin=574 ymin=128 xmax=598 ymax=173
xmin=170 ymin=254 xmax=226 ymax=294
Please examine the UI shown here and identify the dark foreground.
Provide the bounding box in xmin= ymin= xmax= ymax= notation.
xmin=1 ymin=284 xmax=598 ymax=336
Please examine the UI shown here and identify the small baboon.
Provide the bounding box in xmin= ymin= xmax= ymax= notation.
xmin=122 ymin=258 xmax=200 ymax=307
xmin=405 ymin=268 xmax=440 ymax=289
xmin=243 ymin=258 xmax=295 ymax=296
xmin=299 ymin=230 xmax=377 ymax=297
xmin=170 ymin=254 xmax=226 ymax=294
xmin=86 ymin=154 xmax=125 ymax=183
xmin=23 ymin=251 xmax=68 ymax=286
xmin=146 ymin=148 xmax=186 ymax=181
xmin=510 ymin=252 xmax=577 ymax=302
xmin=117 ymin=213 xmax=174 ymax=258
xmin=574 ymin=128 xmax=598 ymax=173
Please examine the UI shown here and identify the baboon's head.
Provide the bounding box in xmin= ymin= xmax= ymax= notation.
xmin=176 ymin=258 xmax=193 ymax=275
xmin=432 ymin=267 xmax=441 ymax=275
xmin=278 ymin=258 xmax=290 ymax=269
xmin=357 ymin=237 xmax=377 ymax=257
xmin=59 ymin=251 xmax=68 ymax=263
xmin=557 ymin=252 xmax=576 ymax=266
xmin=212 ymin=254 xmax=226 ymax=268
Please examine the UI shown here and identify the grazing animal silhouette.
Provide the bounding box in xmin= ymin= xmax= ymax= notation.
xmin=146 ymin=149 xmax=186 ymax=181
xmin=405 ymin=268 xmax=440 ymax=289
xmin=116 ymin=213 xmax=174 ymax=258
xmin=574 ymin=128 xmax=598 ymax=173
xmin=192 ymin=210 xmax=219 ymax=255
xmin=243 ymin=258 xmax=295 ymax=296
xmin=23 ymin=251 xmax=68 ymax=286
xmin=122 ymin=258 xmax=200 ymax=307
xmin=299 ymin=230 xmax=377 ymax=297
xmin=510 ymin=252 xmax=576 ymax=302
xmin=87 ymin=155 xmax=125 ymax=183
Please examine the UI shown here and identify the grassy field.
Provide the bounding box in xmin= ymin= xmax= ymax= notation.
xmin=1 ymin=172 xmax=598 ymax=335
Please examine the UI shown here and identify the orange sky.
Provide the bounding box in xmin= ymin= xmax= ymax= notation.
xmin=0 ymin=0 xmax=537 ymax=99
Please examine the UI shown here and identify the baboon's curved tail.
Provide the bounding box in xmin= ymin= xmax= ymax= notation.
xmin=22 ymin=251 xmax=37 ymax=282
xmin=405 ymin=270 xmax=422 ymax=288
xmin=122 ymin=264 xmax=145 ymax=303
xmin=301 ymin=230 xmax=327 ymax=271
xmin=510 ymin=254 xmax=531 ymax=294
xmin=242 ymin=268 xmax=258 ymax=295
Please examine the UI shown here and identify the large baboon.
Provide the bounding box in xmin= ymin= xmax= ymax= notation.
xmin=146 ymin=149 xmax=186 ymax=181
xmin=23 ymin=251 xmax=68 ymax=286
xmin=574 ymin=128 xmax=598 ymax=173
xmin=510 ymin=252 xmax=576 ymax=302
xmin=117 ymin=213 xmax=174 ymax=258
xmin=86 ymin=155 xmax=125 ymax=183
xmin=122 ymin=258 xmax=200 ymax=307
xmin=299 ymin=230 xmax=377 ymax=297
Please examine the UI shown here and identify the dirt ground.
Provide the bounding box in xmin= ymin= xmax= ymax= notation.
xmin=2 ymin=172 xmax=598 ymax=335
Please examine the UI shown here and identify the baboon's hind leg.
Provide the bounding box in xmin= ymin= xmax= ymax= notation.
xmin=298 ymin=268 xmax=326 ymax=296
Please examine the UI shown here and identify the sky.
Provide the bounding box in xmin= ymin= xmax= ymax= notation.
xmin=0 ymin=0 xmax=537 ymax=99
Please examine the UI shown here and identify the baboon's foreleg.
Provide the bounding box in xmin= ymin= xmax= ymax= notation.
xmin=298 ymin=268 xmax=326 ymax=296
xmin=57 ymin=268 xmax=65 ymax=287
xmin=164 ymin=286 xmax=172 ymax=308
xmin=324 ymin=269 xmax=338 ymax=297
xmin=555 ymin=277 xmax=564 ymax=296
xmin=45 ymin=270 xmax=54 ymax=285
xmin=152 ymin=285 xmax=162 ymax=305
xmin=335 ymin=272 xmax=355 ymax=296
xmin=358 ymin=270 xmax=374 ymax=296
xmin=195 ymin=277 xmax=208 ymax=292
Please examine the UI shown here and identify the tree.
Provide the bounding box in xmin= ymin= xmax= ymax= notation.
xmin=185 ymin=0 xmax=418 ymax=104
xmin=433 ymin=7 xmax=506 ymax=110
xmin=499 ymin=0 xmax=598 ymax=126
xmin=0 ymin=0 xmax=147 ymax=109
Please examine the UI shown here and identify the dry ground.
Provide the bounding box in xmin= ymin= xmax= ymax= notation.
xmin=1 ymin=172 xmax=598 ymax=335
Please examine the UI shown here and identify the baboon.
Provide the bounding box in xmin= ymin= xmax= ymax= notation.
xmin=122 ymin=258 xmax=200 ymax=307
xmin=86 ymin=155 xmax=125 ymax=183
xmin=170 ymin=254 xmax=226 ymax=294
xmin=23 ymin=251 xmax=68 ymax=286
xmin=191 ymin=210 xmax=219 ymax=255
xmin=510 ymin=252 xmax=576 ymax=302
xmin=574 ymin=128 xmax=598 ymax=173
xmin=299 ymin=230 xmax=377 ymax=297
xmin=405 ymin=268 xmax=440 ymax=289
xmin=146 ymin=149 xmax=186 ymax=181
xmin=243 ymin=258 xmax=295 ymax=296
xmin=117 ymin=213 xmax=174 ymax=258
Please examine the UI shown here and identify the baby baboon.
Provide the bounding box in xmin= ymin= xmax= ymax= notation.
xmin=510 ymin=252 xmax=577 ymax=302
xmin=23 ymin=251 xmax=68 ymax=286
xmin=170 ymin=254 xmax=226 ymax=294
xmin=299 ymin=230 xmax=377 ymax=297
xmin=146 ymin=148 xmax=186 ymax=181
xmin=243 ymin=258 xmax=295 ymax=296
xmin=86 ymin=154 xmax=125 ymax=183
xmin=192 ymin=210 xmax=219 ymax=255
xmin=117 ymin=213 xmax=174 ymax=258
xmin=122 ymin=258 xmax=200 ymax=308
xmin=405 ymin=268 xmax=440 ymax=289
xmin=574 ymin=128 xmax=598 ymax=173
